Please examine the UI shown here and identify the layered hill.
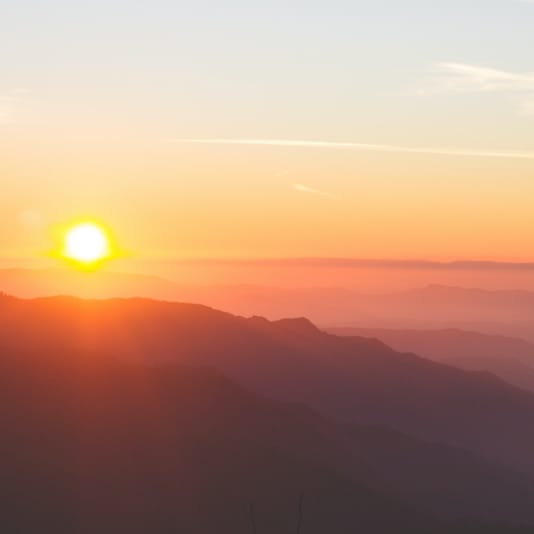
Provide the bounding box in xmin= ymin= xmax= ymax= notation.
xmin=328 ymin=327 xmax=534 ymax=392
xmin=1 ymin=343 xmax=534 ymax=532
xmin=3 ymin=270 xmax=534 ymax=341
xmin=2 ymin=294 xmax=534 ymax=482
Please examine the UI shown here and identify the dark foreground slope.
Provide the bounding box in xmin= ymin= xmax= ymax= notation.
xmin=1 ymin=345 xmax=533 ymax=533
xmin=2 ymin=295 xmax=534 ymax=478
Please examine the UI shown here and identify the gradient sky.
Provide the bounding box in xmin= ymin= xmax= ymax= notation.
xmin=2 ymin=0 xmax=534 ymax=265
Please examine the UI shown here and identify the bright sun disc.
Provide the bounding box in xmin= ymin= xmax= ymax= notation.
xmin=64 ymin=223 xmax=111 ymax=264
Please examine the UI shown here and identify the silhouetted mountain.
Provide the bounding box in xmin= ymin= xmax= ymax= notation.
xmin=177 ymin=284 xmax=534 ymax=341
xmin=1 ymin=343 xmax=533 ymax=532
xmin=328 ymin=327 xmax=534 ymax=392
xmin=4 ymin=269 xmax=534 ymax=341
xmin=3 ymin=294 xmax=534 ymax=483
xmin=178 ymin=284 xmax=534 ymax=339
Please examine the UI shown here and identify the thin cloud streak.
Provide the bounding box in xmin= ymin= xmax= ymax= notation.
xmin=0 ymin=95 xmax=18 ymax=124
xmin=432 ymin=62 xmax=534 ymax=93
xmin=0 ymin=90 xmax=28 ymax=125
xmin=170 ymin=138 xmax=534 ymax=160
xmin=293 ymin=183 xmax=336 ymax=199
xmin=425 ymin=62 xmax=534 ymax=116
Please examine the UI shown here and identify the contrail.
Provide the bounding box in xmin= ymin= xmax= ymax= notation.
xmin=169 ymin=138 xmax=534 ymax=160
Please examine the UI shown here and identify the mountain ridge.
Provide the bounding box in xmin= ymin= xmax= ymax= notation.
xmin=3 ymin=294 xmax=534 ymax=478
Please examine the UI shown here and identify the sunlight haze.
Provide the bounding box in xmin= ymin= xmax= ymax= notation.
xmin=1 ymin=1 xmax=533 ymax=266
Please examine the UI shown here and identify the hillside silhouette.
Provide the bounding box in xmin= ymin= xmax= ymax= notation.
xmin=2 ymin=294 xmax=534 ymax=529
xmin=3 ymin=294 xmax=534 ymax=473
xmin=2 ymin=341 xmax=534 ymax=533
xmin=3 ymin=270 xmax=534 ymax=341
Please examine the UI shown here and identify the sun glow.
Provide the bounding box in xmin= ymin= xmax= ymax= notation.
xmin=63 ymin=223 xmax=112 ymax=265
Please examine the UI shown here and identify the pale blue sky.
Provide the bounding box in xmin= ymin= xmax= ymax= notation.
xmin=2 ymin=0 xmax=533 ymax=145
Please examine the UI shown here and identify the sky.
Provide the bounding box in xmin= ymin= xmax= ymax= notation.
xmin=1 ymin=0 xmax=534 ymax=267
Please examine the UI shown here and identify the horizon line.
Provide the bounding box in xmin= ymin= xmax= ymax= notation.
xmin=162 ymin=257 xmax=534 ymax=270
xmin=5 ymin=257 xmax=534 ymax=271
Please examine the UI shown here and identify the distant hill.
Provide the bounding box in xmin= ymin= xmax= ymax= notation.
xmin=328 ymin=327 xmax=534 ymax=392
xmin=178 ymin=284 xmax=534 ymax=340
xmin=3 ymin=294 xmax=534 ymax=482
xmin=0 ymin=267 xmax=178 ymax=299
xmin=2 ymin=343 xmax=534 ymax=532
xmin=3 ymin=270 xmax=534 ymax=340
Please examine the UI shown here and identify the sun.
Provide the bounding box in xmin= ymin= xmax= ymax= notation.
xmin=63 ymin=223 xmax=112 ymax=265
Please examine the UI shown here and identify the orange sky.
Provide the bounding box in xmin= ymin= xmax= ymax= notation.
xmin=3 ymin=137 xmax=534 ymax=265
xmin=2 ymin=1 xmax=534 ymax=269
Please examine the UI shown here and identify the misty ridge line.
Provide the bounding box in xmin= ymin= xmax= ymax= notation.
xmin=6 ymin=257 xmax=534 ymax=273
xmin=117 ymin=257 xmax=534 ymax=272
xmin=169 ymin=138 xmax=534 ymax=160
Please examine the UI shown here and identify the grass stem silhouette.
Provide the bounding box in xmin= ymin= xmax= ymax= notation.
xmin=296 ymin=494 xmax=304 ymax=534
xmin=246 ymin=502 xmax=257 ymax=534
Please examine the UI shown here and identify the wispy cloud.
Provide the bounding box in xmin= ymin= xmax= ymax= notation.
xmin=0 ymin=95 xmax=17 ymax=124
xmin=293 ymin=183 xmax=336 ymax=199
xmin=169 ymin=138 xmax=534 ymax=160
xmin=432 ymin=62 xmax=534 ymax=93
xmin=423 ymin=62 xmax=534 ymax=116
xmin=0 ymin=90 xmax=27 ymax=125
